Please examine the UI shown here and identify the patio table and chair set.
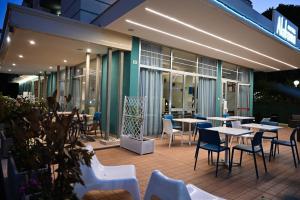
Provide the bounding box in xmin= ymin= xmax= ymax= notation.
xmin=161 ymin=114 xmax=300 ymax=179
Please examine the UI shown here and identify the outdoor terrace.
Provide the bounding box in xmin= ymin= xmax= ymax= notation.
xmin=84 ymin=127 xmax=300 ymax=200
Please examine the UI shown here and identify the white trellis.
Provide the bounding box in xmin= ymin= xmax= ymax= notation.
xmin=121 ymin=96 xmax=146 ymax=140
xmin=120 ymin=96 xmax=154 ymax=155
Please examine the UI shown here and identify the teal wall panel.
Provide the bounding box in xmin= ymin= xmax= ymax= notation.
xmin=129 ymin=37 xmax=140 ymax=96
xmin=101 ymin=55 xmax=108 ymax=131
xmin=216 ymin=60 xmax=222 ymax=117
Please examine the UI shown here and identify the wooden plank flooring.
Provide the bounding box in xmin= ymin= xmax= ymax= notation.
xmin=83 ymin=127 xmax=300 ymax=200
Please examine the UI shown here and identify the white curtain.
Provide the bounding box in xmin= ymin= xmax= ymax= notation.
xmin=238 ymin=85 xmax=250 ymax=116
xmin=197 ymin=77 xmax=216 ymax=117
xmin=140 ymin=69 xmax=163 ymax=136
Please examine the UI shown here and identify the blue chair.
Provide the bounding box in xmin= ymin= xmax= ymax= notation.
xmin=193 ymin=122 xmax=212 ymax=141
xmin=144 ymin=170 xmax=224 ymax=200
xmin=230 ymin=131 xmax=267 ymax=179
xmin=87 ymin=112 xmax=102 ymax=136
xmin=193 ymin=114 xmax=207 ymax=120
xmin=163 ymin=114 xmax=181 ymax=129
xmin=269 ymin=127 xmax=300 ymax=168
xmin=194 ymin=128 xmax=230 ymax=177
xmin=260 ymin=119 xmax=279 ymax=153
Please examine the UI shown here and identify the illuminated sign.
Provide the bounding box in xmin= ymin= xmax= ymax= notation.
xmin=273 ymin=10 xmax=298 ymax=46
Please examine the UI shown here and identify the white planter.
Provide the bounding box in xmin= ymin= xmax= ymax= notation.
xmin=120 ymin=135 xmax=155 ymax=155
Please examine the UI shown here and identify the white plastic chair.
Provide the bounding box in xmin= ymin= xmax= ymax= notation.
xmin=144 ymin=170 xmax=224 ymax=200
xmin=73 ymin=145 xmax=141 ymax=200
xmin=161 ymin=119 xmax=183 ymax=148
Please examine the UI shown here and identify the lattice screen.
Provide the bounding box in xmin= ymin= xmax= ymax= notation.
xmin=121 ymin=96 xmax=146 ymax=141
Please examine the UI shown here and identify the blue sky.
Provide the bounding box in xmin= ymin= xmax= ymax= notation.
xmin=252 ymin=0 xmax=299 ymax=13
xmin=0 ymin=0 xmax=23 ymax=28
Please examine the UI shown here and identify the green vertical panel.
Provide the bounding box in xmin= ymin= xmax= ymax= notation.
xmin=216 ymin=60 xmax=222 ymax=117
xmin=101 ymin=55 xmax=108 ymax=131
xmin=109 ymin=51 xmax=120 ymax=135
xmin=249 ymin=69 xmax=254 ymax=116
xmin=47 ymin=74 xmax=52 ymax=97
xmin=129 ymin=37 xmax=140 ymax=96
xmin=123 ymin=51 xmax=131 ymax=98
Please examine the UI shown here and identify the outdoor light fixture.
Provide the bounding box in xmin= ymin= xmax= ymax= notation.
xmin=49 ymin=66 xmax=53 ymax=69
xmin=63 ymin=59 xmax=67 ymax=63
xmin=29 ymin=40 xmax=36 ymax=45
xmin=8 ymin=69 xmax=12 ymax=72
xmin=6 ymin=36 xmax=11 ymax=43
xmin=12 ymin=63 xmax=16 ymax=66
xmin=86 ymin=48 xmax=92 ymax=53
xmin=294 ymin=80 xmax=299 ymax=87
xmin=39 ymin=71 xmax=43 ymax=74
xmin=145 ymin=7 xmax=298 ymax=70
xmin=18 ymin=54 xmax=23 ymax=58
xmin=125 ymin=19 xmax=280 ymax=71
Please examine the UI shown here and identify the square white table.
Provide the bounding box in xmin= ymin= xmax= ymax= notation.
xmin=227 ymin=116 xmax=255 ymax=120
xmin=173 ymin=118 xmax=207 ymax=145
xmin=240 ymin=123 xmax=283 ymax=131
xmin=207 ymin=117 xmax=237 ymax=127
xmin=206 ymin=127 xmax=253 ymax=165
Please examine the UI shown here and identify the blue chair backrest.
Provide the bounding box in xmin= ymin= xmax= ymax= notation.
xmin=193 ymin=114 xmax=207 ymax=120
xmin=198 ymin=129 xmax=221 ymax=146
xmin=163 ymin=114 xmax=173 ymax=120
xmin=223 ymin=113 xmax=230 ymax=118
xmin=196 ymin=122 xmax=212 ymax=129
xmin=260 ymin=120 xmax=278 ymax=126
xmin=252 ymin=131 xmax=263 ymax=147
xmin=290 ymin=127 xmax=299 ymax=141
xmin=93 ymin=112 xmax=101 ymax=121
xmin=144 ymin=170 xmax=191 ymax=200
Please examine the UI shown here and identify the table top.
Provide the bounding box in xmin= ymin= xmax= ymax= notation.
xmin=228 ymin=116 xmax=255 ymax=120
xmin=173 ymin=118 xmax=207 ymax=124
xmin=207 ymin=126 xmax=252 ymax=136
xmin=240 ymin=123 xmax=283 ymax=131
xmin=207 ymin=117 xmax=237 ymax=121
xmin=57 ymin=111 xmax=72 ymax=115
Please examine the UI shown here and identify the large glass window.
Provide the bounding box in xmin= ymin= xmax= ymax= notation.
xmin=140 ymin=41 xmax=171 ymax=69
xmin=238 ymin=67 xmax=250 ymax=83
xmin=198 ymin=57 xmax=217 ymax=77
xmin=172 ymin=49 xmax=197 ymax=73
xmin=222 ymin=62 xmax=238 ymax=80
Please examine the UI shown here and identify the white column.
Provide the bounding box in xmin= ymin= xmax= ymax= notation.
xmin=85 ymin=53 xmax=90 ymax=113
xmin=95 ymin=54 xmax=102 ymax=112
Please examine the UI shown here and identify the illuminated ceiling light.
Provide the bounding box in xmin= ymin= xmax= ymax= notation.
xmin=18 ymin=54 xmax=23 ymax=58
xmin=86 ymin=48 xmax=92 ymax=53
xmin=8 ymin=69 xmax=12 ymax=72
xmin=29 ymin=40 xmax=36 ymax=45
xmin=12 ymin=63 xmax=16 ymax=66
xmin=6 ymin=36 xmax=11 ymax=43
xmin=14 ymin=75 xmax=38 ymax=84
xmin=39 ymin=71 xmax=43 ymax=74
xmin=49 ymin=66 xmax=53 ymax=69
xmin=145 ymin=8 xmax=297 ymax=69
xmin=125 ymin=19 xmax=280 ymax=71
xmin=63 ymin=59 xmax=67 ymax=63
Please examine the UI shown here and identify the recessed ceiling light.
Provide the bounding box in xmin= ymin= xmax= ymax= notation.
xmin=125 ymin=19 xmax=280 ymax=71
xmin=18 ymin=54 xmax=23 ymax=58
xmin=63 ymin=59 xmax=67 ymax=63
xmin=29 ymin=40 xmax=36 ymax=45
xmin=6 ymin=36 xmax=11 ymax=43
xmin=8 ymin=69 xmax=12 ymax=72
xmin=49 ymin=66 xmax=53 ymax=69
xmin=12 ymin=63 xmax=16 ymax=66
xmin=39 ymin=71 xmax=42 ymax=74
xmin=86 ymin=48 xmax=91 ymax=53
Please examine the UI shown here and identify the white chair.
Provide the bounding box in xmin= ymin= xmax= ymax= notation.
xmin=161 ymin=119 xmax=183 ymax=148
xmin=73 ymin=145 xmax=141 ymax=200
xmin=144 ymin=170 xmax=224 ymax=200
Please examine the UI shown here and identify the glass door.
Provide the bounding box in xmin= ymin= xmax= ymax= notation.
xmin=184 ymin=75 xmax=196 ymax=117
xmin=222 ymin=80 xmax=237 ymax=116
xmin=171 ymin=74 xmax=184 ymax=118
xmin=237 ymin=84 xmax=250 ymax=116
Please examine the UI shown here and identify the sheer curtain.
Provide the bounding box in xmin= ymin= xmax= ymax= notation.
xmin=238 ymin=85 xmax=250 ymax=116
xmin=197 ymin=77 xmax=216 ymax=117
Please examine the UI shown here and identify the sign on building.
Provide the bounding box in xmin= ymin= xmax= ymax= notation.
xmin=273 ymin=10 xmax=298 ymax=46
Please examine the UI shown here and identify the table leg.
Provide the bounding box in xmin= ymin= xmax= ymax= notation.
xmin=189 ymin=123 xmax=191 ymax=146
xmin=225 ymin=135 xmax=229 ymax=165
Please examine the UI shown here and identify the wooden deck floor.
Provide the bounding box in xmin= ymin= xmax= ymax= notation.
xmin=83 ymin=127 xmax=300 ymax=200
